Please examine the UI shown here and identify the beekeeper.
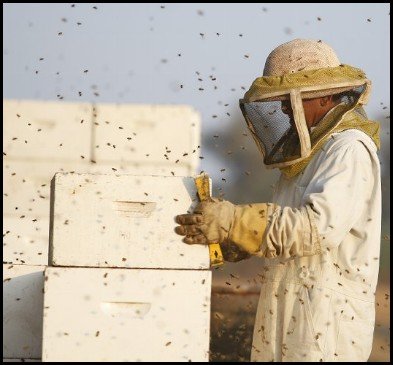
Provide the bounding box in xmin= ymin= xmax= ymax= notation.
xmin=175 ymin=39 xmax=381 ymax=362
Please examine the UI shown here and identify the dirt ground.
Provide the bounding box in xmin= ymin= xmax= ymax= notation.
xmin=209 ymin=279 xmax=390 ymax=362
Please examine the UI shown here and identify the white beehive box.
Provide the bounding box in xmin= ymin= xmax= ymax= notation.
xmin=3 ymin=160 xmax=91 ymax=265
xmin=49 ymin=173 xmax=209 ymax=269
xmin=92 ymin=104 xmax=201 ymax=175
xmin=42 ymin=267 xmax=211 ymax=362
xmin=3 ymin=264 xmax=45 ymax=360
xmin=3 ymin=100 xmax=92 ymax=162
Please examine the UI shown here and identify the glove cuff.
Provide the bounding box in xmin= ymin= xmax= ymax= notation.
xmin=229 ymin=203 xmax=268 ymax=254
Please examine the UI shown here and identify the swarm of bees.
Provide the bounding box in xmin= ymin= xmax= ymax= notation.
xmin=3 ymin=3 xmax=390 ymax=363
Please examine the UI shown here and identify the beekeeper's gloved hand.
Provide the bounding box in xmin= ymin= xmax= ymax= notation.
xmin=174 ymin=198 xmax=268 ymax=255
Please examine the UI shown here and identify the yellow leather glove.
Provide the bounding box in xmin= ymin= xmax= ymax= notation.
xmin=175 ymin=198 xmax=268 ymax=255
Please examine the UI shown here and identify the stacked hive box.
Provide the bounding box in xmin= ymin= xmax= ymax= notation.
xmin=3 ymin=100 xmax=201 ymax=361
xmin=43 ymin=173 xmax=211 ymax=362
xmin=3 ymin=100 xmax=93 ymax=266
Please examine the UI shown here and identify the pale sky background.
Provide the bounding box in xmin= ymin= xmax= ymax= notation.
xmin=3 ymin=2 xmax=390 ymax=175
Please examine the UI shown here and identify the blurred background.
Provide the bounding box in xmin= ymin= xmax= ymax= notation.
xmin=4 ymin=3 xmax=390 ymax=362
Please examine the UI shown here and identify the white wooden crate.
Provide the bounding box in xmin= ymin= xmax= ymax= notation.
xmin=3 ymin=100 xmax=92 ymax=162
xmin=42 ymin=267 xmax=211 ymax=362
xmin=49 ymin=173 xmax=209 ymax=269
xmin=3 ymin=160 xmax=89 ymax=266
xmin=92 ymin=104 xmax=200 ymax=171
xmin=3 ymin=264 xmax=45 ymax=359
xmin=3 ymin=216 xmax=49 ymax=265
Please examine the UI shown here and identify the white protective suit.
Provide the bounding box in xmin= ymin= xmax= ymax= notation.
xmin=174 ymin=39 xmax=382 ymax=363
xmin=251 ymin=129 xmax=381 ymax=362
